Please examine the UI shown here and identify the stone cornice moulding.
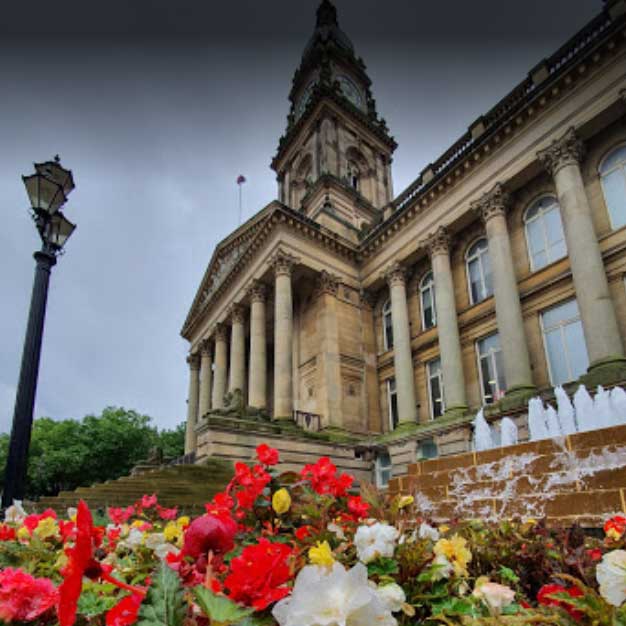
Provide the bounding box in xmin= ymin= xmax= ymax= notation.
xmin=471 ymin=182 xmax=511 ymax=224
xmin=537 ymin=126 xmax=586 ymax=177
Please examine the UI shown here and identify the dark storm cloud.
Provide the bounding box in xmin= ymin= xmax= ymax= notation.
xmin=0 ymin=0 xmax=599 ymax=433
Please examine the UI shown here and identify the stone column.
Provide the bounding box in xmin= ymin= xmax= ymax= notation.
xmin=472 ymin=183 xmax=535 ymax=403
xmin=385 ymin=262 xmax=418 ymax=426
xmin=425 ymin=227 xmax=468 ymax=415
xmin=538 ymin=128 xmax=626 ymax=382
xmin=211 ymin=323 xmax=228 ymax=409
xmin=271 ymin=250 xmax=298 ymax=419
xmin=184 ymin=354 xmax=200 ymax=455
xmin=248 ymin=280 xmax=267 ymax=410
xmin=228 ymin=304 xmax=246 ymax=394
xmin=198 ymin=339 xmax=213 ymax=418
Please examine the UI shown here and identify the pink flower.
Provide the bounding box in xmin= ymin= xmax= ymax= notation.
xmin=140 ymin=494 xmax=158 ymax=509
xmin=108 ymin=506 xmax=135 ymax=525
xmin=0 ymin=568 xmax=58 ymax=622
xmin=157 ymin=505 xmax=178 ymax=520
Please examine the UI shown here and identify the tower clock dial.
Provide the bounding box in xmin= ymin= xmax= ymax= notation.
xmin=336 ymin=74 xmax=364 ymax=110
xmin=295 ymin=80 xmax=317 ymax=120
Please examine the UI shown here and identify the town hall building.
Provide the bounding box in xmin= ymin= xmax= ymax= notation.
xmin=181 ymin=0 xmax=626 ymax=485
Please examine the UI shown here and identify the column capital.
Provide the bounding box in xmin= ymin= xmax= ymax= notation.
xmin=384 ymin=261 xmax=407 ymax=288
xmin=247 ymin=280 xmax=267 ymax=304
xmin=269 ymin=248 xmax=299 ymax=277
xmin=229 ymin=303 xmax=246 ymax=324
xmin=314 ymin=270 xmax=341 ymax=297
xmin=423 ymin=226 xmax=452 ymax=258
xmin=199 ymin=339 xmax=212 ymax=356
xmin=471 ymin=182 xmax=511 ymax=223
xmin=187 ymin=353 xmax=200 ymax=370
xmin=214 ymin=322 xmax=228 ymax=342
xmin=537 ymin=127 xmax=585 ymax=176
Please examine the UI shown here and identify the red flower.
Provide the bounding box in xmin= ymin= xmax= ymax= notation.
xmin=22 ymin=509 xmax=57 ymax=534
xmin=227 ymin=463 xmax=271 ymax=511
xmin=108 ymin=506 xmax=135 ymax=525
xmin=604 ymin=515 xmax=626 ymax=540
xmin=347 ymin=495 xmax=370 ymax=519
xmin=300 ymin=457 xmax=354 ymax=496
xmin=256 ymin=444 xmax=280 ymax=466
xmin=0 ymin=524 xmax=16 ymax=541
xmin=537 ymin=583 xmax=584 ymax=621
xmin=294 ymin=526 xmax=311 ymax=541
xmin=106 ymin=593 xmax=143 ymax=626
xmin=587 ymin=548 xmax=603 ymax=561
xmin=157 ymin=505 xmax=178 ymax=521
xmin=224 ymin=538 xmax=293 ymax=610
xmin=140 ymin=494 xmax=157 ymax=509
xmin=181 ymin=514 xmax=237 ymax=560
xmin=0 ymin=568 xmax=58 ymax=622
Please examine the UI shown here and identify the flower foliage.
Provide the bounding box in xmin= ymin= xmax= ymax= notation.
xmin=1 ymin=443 xmax=626 ymax=625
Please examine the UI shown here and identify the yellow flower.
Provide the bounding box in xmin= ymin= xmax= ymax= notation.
xmin=131 ymin=520 xmax=145 ymax=528
xmin=308 ymin=541 xmax=334 ymax=567
xmin=398 ymin=495 xmax=414 ymax=509
xmin=439 ymin=524 xmax=450 ymax=534
xmin=176 ymin=516 xmax=190 ymax=529
xmin=434 ymin=534 xmax=472 ymax=576
xmin=17 ymin=527 xmax=31 ymax=541
xmin=272 ymin=488 xmax=291 ymax=515
xmin=163 ymin=522 xmax=183 ymax=545
xmin=34 ymin=517 xmax=59 ymax=540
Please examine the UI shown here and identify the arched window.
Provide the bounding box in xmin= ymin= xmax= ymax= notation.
xmin=524 ymin=195 xmax=567 ymax=271
xmin=347 ymin=161 xmax=360 ymax=190
xmin=599 ymin=144 xmax=626 ymax=230
xmin=466 ymin=238 xmax=493 ymax=305
xmin=419 ymin=271 xmax=437 ymax=330
xmin=383 ymin=299 xmax=393 ymax=350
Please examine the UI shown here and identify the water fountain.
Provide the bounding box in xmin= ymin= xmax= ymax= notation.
xmin=610 ymin=387 xmax=626 ymax=424
xmin=573 ymin=385 xmax=595 ymax=432
xmin=528 ymin=397 xmax=549 ymax=441
xmin=500 ymin=417 xmax=518 ymax=447
xmin=473 ymin=409 xmax=494 ymax=451
xmin=554 ymin=385 xmax=577 ymax=435
xmin=545 ymin=405 xmax=562 ymax=438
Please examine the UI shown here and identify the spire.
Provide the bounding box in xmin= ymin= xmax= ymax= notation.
xmin=303 ymin=0 xmax=354 ymax=59
xmin=316 ymin=0 xmax=338 ymax=27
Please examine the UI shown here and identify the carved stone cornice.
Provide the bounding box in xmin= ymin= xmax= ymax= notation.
xmin=471 ymin=182 xmax=510 ymax=223
xmin=384 ymin=261 xmax=406 ymax=288
xmin=199 ymin=339 xmax=212 ymax=357
xmin=214 ymin=322 xmax=228 ymax=342
xmin=423 ymin=226 xmax=451 ymax=258
xmin=229 ymin=303 xmax=246 ymax=325
xmin=247 ymin=280 xmax=267 ymax=304
xmin=269 ymin=248 xmax=299 ymax=278
xmin=314 ymin=270 xmax=341 ymax=298
xmin=537 ymin=127 xmax=585 ymax=177
xmin=187 ymin=353 xmax=200 ymax=370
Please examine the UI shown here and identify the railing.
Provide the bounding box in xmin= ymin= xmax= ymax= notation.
xmin=294 ymin=411 xmax=322 ymax=432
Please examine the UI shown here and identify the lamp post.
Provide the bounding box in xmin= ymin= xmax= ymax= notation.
xmin=1 ymin=157 xmax=76 ymax=509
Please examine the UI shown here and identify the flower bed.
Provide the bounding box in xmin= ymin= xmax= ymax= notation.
xmin=1 ymin=444 xmax=626 ymax=625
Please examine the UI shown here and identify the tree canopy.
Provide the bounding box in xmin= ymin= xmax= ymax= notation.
xmin=0 ymin=407 xmax=184 ymax=500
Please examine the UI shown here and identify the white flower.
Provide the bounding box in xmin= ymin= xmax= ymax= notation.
xmin=354 ymin=522 xmax=399 ymax=564
xmin=272 ymin=562 xmax=396 ymax=626
xmin=596 ymin=549 xmax=626 ymax=607
xmin=144 ymin=532 xmax=179 ymax=560
xmin=66 ymin=507 xmax=77 ymax=520
xmin=431 ymin=554 xmax=454 ymax=580
xmin=418 ymin=522 xmax=440 ymax=542
xmin=327 ymin=522 xmax=346 ymax=540
xmin=120 ymin=528 xmax=143 ymax=549
xmin=376 ymin=583 xmax=406 ymax=613
xmin=473 ymin=581 xmax=516 ymax=612
xmin=4 ymin=500 xmax=26 ymax=524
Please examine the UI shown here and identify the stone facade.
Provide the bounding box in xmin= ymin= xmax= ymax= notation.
xmin=181 ymin=0 xmax=626 ymax=484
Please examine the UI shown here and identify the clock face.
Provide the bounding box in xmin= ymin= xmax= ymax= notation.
xmin=295 ymin=81 xmax=317 ymax=119
xmin=336 ymin=75 xmax=364 ymax=110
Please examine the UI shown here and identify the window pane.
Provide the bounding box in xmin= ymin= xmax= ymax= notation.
xmin=527 ymin=218 xmax=545 ymax=256
xmin=544 ymin=207 xmax=566 ymax=248
xmin=494 ymin=350 xmax=506 ymax=397
xmin=422 ymin=289 xmax=433 ymax=328
xmin=482 ymin=252 xmax=493 ymax=297
xmin=478 ymin=333 xmax=499 ymax=355
xmin=384 ymin=314 xmax=394 ymax=349
xmin=390 ymin=393 xmax=399 ymax=429
xmin=602 ymin=169 xmax=626 ymax=229
xmin=600 ymin=146 xmax=626 ymax=174
xmin=550 ymin=239 xmax=567 ymax=262
xmin=563 ymin=320 xmax=589 ymax=380
xmin=542 ymin=299 xmax=579 ymax=329
xmin=545 ymin=328 xmax=569 ymax=385
xmin=480 ymin=356 xmax=494 ymax=403
xmin=533 ymin=250 xmax=548 ymax=269
xmin=468 ymin=259 xmax=482 ymax=303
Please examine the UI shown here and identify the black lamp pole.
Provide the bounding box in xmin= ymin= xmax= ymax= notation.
xmin=1 ymin=157 xmax=76 ymax=509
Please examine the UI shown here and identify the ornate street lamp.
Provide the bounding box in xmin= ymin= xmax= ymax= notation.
xmin=1 ymin=156 xmax=76 ymax=509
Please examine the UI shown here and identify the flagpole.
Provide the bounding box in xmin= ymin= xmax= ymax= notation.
xmin=238 ymin=183 xmax=242 ymax=226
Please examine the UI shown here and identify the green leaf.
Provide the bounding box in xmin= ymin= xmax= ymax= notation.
xmin=137 ymin=563 xmax=186 ymax=626
xmin=193 ymin=587 xmax=254 ymax=625
xmin=499 ymin=565 xmax=520 ymax=583
xmin=367 ymin=557 xmax=399 ymax=577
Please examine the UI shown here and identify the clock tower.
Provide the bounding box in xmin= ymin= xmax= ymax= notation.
xmin=271 ymin=0 xmax=397 ymax=242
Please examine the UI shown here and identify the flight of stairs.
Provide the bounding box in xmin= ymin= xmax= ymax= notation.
xmin=389 ymin=424 xmax=626 ymax=527
xmin=35 ymin=459 xmax=233 ymax=515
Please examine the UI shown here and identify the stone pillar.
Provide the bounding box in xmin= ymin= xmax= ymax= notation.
xmin=184 ymin=354 xmax=200 ymax=455
xmin=538 ymin=127 xmax=626 ymax=382
xmin=211 ymin=323 xmax=228 ymax=410
xmin=425 ymin=227 xmax=468 ymax=416
xmin=271 ymin=250 xmax=298 ymax=419
xmin=198 ymin=339 xmax=213 ymax=418
xmin=228 ymin=304 xmax=246 ymax=394
xmin=384 ymin=262 xmax=418 ymax=426
xmin=248 ymin=280 xmax=267 ymax=410
xmin=472 ymin=183 xmax=535 ymax=404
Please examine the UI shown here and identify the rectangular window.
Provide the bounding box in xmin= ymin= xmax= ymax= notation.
xmin=541 ymin=299 xmax=589 ymax=385
xmin=375 ymin=451 xmax=392 ymax=488
xmin=418 ymin=437 xmax=438 ymax=460
xmin=427 ymin=358 xmax=445 ymax=419
xmin=476 ymin=333 xmax=506 ymax=404
xmin=387 ymin=378 xmax=398 ymax=430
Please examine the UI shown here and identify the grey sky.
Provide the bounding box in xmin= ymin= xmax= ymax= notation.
xmin=0 ymin=0 xmax=599 ymax=433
